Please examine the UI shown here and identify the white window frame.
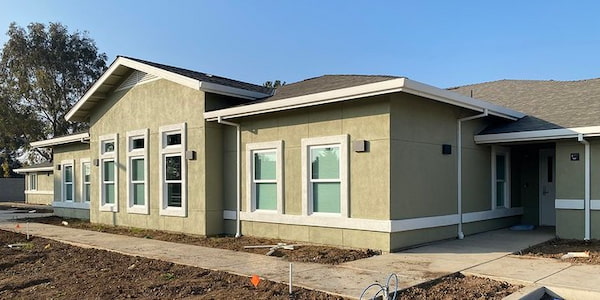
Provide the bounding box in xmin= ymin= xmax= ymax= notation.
xmin=61 ymin=160 xmax=74 ymax=202
xmin=127 ymin=129 xmax=149 ymax=214
xmin=80 ymin=159 xmax=91 ymax=203
xmin=246 ymin=141 xmax=284 ymax=214
xmin=491 ymin=146 xmax=511 ymax=209
xmin=159 ymin=123 xmax=187 ymax=217
xmin=99 ymin=133 xmax=118 ymax=212
xmin=29 ymin=173 xmax=37 ymax=191
xmin=301 ymin=135 xmax=349 ymax=217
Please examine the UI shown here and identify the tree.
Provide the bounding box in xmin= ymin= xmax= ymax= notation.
xmin=0 ymin=22 xmax=107 ymax=162
xmin=263 ymin=80 xmax=286 ymax=89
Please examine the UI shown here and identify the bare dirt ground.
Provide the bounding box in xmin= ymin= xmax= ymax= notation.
xmin=520 ymin=238 xmax=600 ymax=264
xmin=396 ymin=273 xmax=522 ymax=300
xmin=0 ymin=230 xmax=523 ymax=299
xmin=0 ymin=230 xmax=342 ymax=299
xmin=31 ymin=216 xmax=379 ymax=265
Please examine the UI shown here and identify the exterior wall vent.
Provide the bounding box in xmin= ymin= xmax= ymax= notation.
xmin=115 ymin=70 xmax=158 ymax=91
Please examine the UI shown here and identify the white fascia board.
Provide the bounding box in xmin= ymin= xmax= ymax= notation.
xmin=401 ymin=79 xmax=525 ymax=120
xmin=30 ymin=132 xmax=90 ymax=148
xmin=13 ymin=166 xmax=54 ymax=173
xmin=475 ymin=126 xmax=600 ymax=144
xmin=199 ymin=81 xmax=272 ymax=100
xmin=205 ymin=77 xmax=524 ymax=121
xmin=205 ymin=78 xmax=408 ymax=120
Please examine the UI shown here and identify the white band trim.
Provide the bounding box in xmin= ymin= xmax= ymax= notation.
xmin=555 ymin=199 xmax=600 ymax=210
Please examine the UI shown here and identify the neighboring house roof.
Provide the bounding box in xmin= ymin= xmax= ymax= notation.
xmin=30 ymin=132 xmax=90 ymax=148
xmin=205 ymin=76 xmax=525 ymax=121
xmin=14 ymin=162 xmax=53 ymax=173
xmin=66 ymin=56 xmax=273 ymax=122
xmin=449 ymin=79 xmax=600 ymax=134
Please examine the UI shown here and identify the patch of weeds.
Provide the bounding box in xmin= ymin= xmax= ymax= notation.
xmin=161 ymin=273 xmax=176 ymax=280
xmin=129 ymin=227 xmax=143 ymax=234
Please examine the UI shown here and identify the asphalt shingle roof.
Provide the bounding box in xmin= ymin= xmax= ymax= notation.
xmin=120 ymin=56 xmax=274 ymax=95
xmin=260 ymin=75 xmax=400 ymax=102
xmin=449 ymin=79 xmax=600 ymax=133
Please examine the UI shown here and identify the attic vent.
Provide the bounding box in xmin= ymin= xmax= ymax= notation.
xmin=116 ymin=70 xmax=158 ymax=91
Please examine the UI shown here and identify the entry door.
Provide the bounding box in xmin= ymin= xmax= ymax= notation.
xmin=539 ymin=149 xmax=556 ymax=226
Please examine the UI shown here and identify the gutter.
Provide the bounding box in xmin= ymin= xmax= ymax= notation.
xmin=218 ymin=116 xmax=242 ymax=238
xmin=457 ymin=109 xmax=489 ymax=239
xmin=578 ymin=134 xmax=591 ymax=240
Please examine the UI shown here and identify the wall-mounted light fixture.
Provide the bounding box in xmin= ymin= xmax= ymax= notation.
xmin=442 ymin=144 xmax=452 ymax=155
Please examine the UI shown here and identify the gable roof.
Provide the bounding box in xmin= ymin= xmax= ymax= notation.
xmin=205 ymin=76 xmax=525 ymax=121
xmin=449 ymin=78 xmax=600 ymax=133
xmin=66 ymin=56 xmax=273 ymax=122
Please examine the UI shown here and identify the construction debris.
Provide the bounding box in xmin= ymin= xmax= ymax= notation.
xmin=244 ymin=243 xmax=297 ymax=256
xmin=560 ymin=251 xmax=590 ymax=259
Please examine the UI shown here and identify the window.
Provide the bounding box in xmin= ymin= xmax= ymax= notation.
xmin=99 ymin=134 xmax=118 ymax=211
xmin=301 ymin=135 xmax=348 ymax=217
xmin=159 ymin=123 xmax=186 ymax=216
xmin=127 ymin=129 xmax=148 ymax=214
xmin=492 ymin=146 xmax=510 ymax=209
xmin=62 ymin=161 xmax=74 ymax=202
xmin=81 ymin=160 xmax=91 ymax=203
xmin=246 ymin=141 xmax=283 ymax=213
xmin=29 ymin=173 xmax=37 ymax=191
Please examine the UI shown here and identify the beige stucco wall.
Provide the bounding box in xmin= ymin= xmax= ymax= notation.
xmin=24 ymin=171 xmax=54 ymax=205
xmin=53 ymin=143 xmax=91 ymax=204
xmin=88 ymin=79 xmax=216 ymax=235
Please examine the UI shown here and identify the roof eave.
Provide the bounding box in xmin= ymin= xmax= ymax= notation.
xmin=30 ymin=132 xmax=90 ymax=148
xmin=204 ymin=78 xmax=525 ymax=121
xmin=14 ymin=166 xmax=54 ymax=173
xmin=474 ymin=126 xmax=600 ymax=144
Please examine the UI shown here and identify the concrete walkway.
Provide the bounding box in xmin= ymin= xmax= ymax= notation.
xmin=1 ymin=220 xmax=599 ymax=299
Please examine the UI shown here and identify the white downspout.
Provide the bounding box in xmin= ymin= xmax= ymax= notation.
xmin=218 ymin=116 xmax=242 ymax=238
xmin=578 ymin=134 xmax=591 ymax=240
xmin=457 ymin=109 xmax=488 ymax=240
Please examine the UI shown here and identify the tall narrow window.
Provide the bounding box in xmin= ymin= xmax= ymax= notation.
xmin=301 ymin=135 xmax=349 ymax=217
xmin=247 ymin=141 xmax=283 ymax=213
xmin=82 ymin=161 xmax=91 ymax=203
xmin=63 ymin=163 xmax=74 ymax=202
xmin=492 ymin=146 xmax=510 ymax=209
xmin=159 ymin=123 xmax=186 ymax=216
xmin=99 ymin=134 xmax=118 ymax=211
xmin=29 ymin=173 xmax=37 ymax=191
xmin=127 ymin=129 xmax=148 ymax=214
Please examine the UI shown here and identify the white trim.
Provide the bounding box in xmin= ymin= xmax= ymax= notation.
xmin=126 ymin=129 xmax=149 ymax=215
xmin=224 ymin=207 xmax=523 ymax=233
xmin=25 ymin=190 xmax=53 ymax=195
xmin=159 ymin=123 xmax=187 ymax=217
xmin=475 ymin=126 xmax=600 ymax=144
xmin=246 ymin=141 xmax=284 ymax=214
xmin=30 ymin=132 xmax=90 ymax=148
xmin=53 ymin=201 xmax=90 ymax=209
xmin=99 ymin=133 xmax=118 ymax=212
xmin=80 ymin=159 xmax=91 ymax=203
xmin=204 ymin=78 xmax=523 ymax=121
xmin=491 ymin=146 xmax=511 ymax=209
xmin=555 ymin=199 xmax=585 ymax=210
xmin=301 ymin=135 xmax=349 ymax=217
xmin=61 ymin=160 xmax=74 ymax=202
xmin=66 ymin=57 xmax=271 ymax=122
xmin=14 ymin=166 xmax=53 ymax=173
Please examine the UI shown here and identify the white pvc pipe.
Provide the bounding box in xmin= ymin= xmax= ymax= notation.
xmin=578 ymin=134 xmax=591 ymax=240
xmin=218 ymin=116 xmax=242 ymax=238
xmin=457 ymin=109 xmax=488 ymax=240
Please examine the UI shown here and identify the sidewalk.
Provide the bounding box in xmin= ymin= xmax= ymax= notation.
xmin=1 ymin=221 xmax=599 ymax=299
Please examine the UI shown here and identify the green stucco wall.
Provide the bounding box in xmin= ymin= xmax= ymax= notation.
xmin=25 ymin=171 xmax=54 ymax=205
xmin=53 ymin=143 xmax=91 ymax=204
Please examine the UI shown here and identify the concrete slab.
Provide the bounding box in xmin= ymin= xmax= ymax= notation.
xmin=538 ymin=264 xmax=600 ymax=293
xmin=466 ymin=255 xmax=572 ymax=283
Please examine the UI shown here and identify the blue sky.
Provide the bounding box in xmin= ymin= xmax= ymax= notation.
xmin=1 ymin=1 xmax=600 ymax=88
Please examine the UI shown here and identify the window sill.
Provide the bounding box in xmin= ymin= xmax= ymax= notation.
xmin=128 ymin=205 xmax=149 ymax=215
xmin=100 ymin=204 xmax=118 ymax=212
xmin=160 ymin=207 xmax=186 ymax=217
xmin=53 ymin=201 xmax=90 ymax=210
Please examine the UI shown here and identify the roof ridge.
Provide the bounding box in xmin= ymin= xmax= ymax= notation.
xmin=449 ymin=77 xmax=600 ymax=90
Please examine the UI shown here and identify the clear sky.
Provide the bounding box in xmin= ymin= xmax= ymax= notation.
xmin=1 ymin=1 xmax=599 ymax=88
